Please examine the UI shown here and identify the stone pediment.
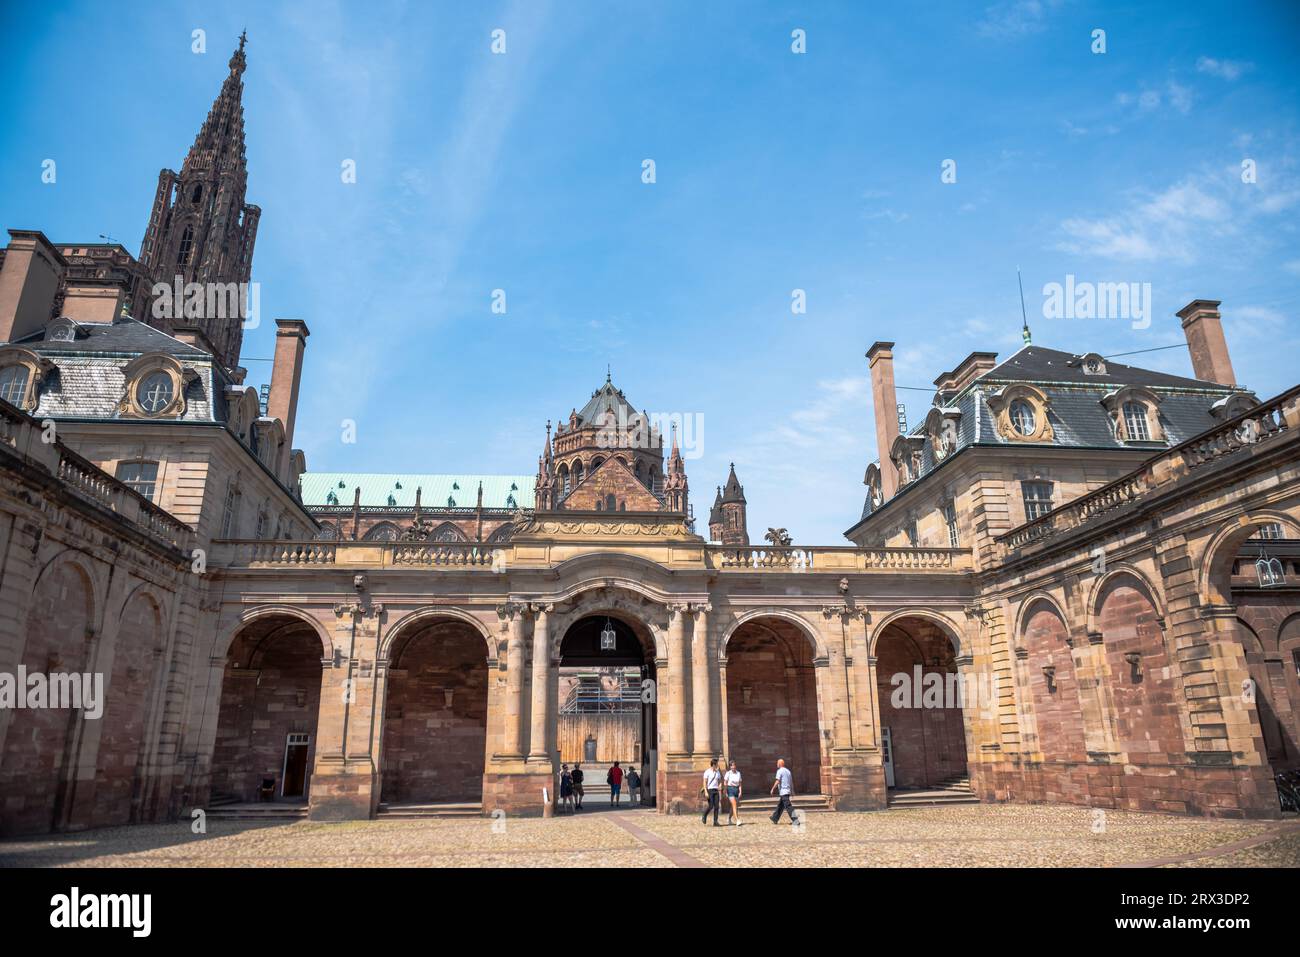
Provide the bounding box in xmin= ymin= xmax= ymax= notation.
xmin=561 ymin=456 xmax=664 ymax=512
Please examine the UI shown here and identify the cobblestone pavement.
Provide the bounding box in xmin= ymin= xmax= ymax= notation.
xmin=1 ymin=805 xmax=1296 ymax=868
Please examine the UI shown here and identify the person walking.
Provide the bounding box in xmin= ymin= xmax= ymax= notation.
xmin=701 ymin=758 xmax=723 ymax=826
xmin=626 ymin=765 xmax=641 ymax=805
xmin=724 ymin=759 xmax=743 ymax=825
xmin=572 ymin=762 xmax=585 ymax=810
xmin=608 ymin=761 xmax=624 ymax=805
xmin=769 ymin=758 xmax=797 ymax=824
xmin=559 ymin=764 xmax=574 ymax=814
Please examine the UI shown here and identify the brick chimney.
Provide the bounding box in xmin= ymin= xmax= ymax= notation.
xmin=61 ymin=279 xmax=127 ymax=325
xmin=267 ymin=319 xmax=310 ymax=470
xmin=1177 ymin=299 xmax=1236 ymax=386
xmin=867 ymin=341 xmax=901 ymax=501
xmin=0 ymin=230 xmax=65 ymax=343
xmin=172 ymin=325 xmax=220 ymax=358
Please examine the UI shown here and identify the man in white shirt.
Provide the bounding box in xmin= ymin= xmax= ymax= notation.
xmin=701 ymin=758 xmax=723 ymax=826
xmin=769 ymin=758 xmax=797 ymax=824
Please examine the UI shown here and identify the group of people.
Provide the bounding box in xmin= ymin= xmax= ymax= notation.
xmin=701 ymin=757 xmax=798 ymax=826
xmin=556 ymin=761 xmax=642 ymax=813
xmin=553 ymin=756 xmax=799 ymax=826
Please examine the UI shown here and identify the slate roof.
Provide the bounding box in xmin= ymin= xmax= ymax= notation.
xmin=12 ymin=316 xmax=211 ymax=359
xmin=857 ymin=341 xmax=1250 ymax=524
xmin=982 ymin=345 xmax=1225 ymax=390
xmin=301 ymin=473 xmax=535 ymax=510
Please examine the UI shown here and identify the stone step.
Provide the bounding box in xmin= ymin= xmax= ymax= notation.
xmin=377 ymin=801 xmax=484 ymax=819
xmin=205 ymin=803 xmax=309 ymax=820
xmin=887 ymin=788 xmax=980 ymax=808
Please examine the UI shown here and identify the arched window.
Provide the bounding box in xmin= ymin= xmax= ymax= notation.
xmin=191 ymin=184 xmax=203 ymax=204
xmin=1122 ymin=401 xmax=1151 ymax=441
xmin=605 ymin=493 xmax=617 ymax=511
xmin=176 ymin=226 xmax=195 ymax=266
xmin=0 ymin=365 xmax=30 ymax=406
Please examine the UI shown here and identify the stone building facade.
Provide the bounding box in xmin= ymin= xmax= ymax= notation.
xmin=1 ymin=35 xmax=1298 ymax=836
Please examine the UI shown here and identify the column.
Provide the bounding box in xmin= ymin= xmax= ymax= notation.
xmin=503 ymin=604 xmax=529 ymax=758
xmin=528 ymin=603 xmax=552 ymax=761
xmin=691 ymin=603 xmax=714 ymax=757
xmin=666 ymin=603 xmax=689 ymax=756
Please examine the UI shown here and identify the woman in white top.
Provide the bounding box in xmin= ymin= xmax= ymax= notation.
xmin=724 ymin=760 xmax=743 ymax=825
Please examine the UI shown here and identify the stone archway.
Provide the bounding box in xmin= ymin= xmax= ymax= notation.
xmin=723 ymin=615 xmax=824 ymax=796
xmin=552 ymin=610 xmax=659 ymax=808
xmin=872 ymin=615 xmax=970 ymax=791
xmin=379 ymin=615 xmax=490 ymax=805
xmin=211 ymin=614 xmax=325 ymax=804
xmin=0 ymin=558 xmax=96 ymax=836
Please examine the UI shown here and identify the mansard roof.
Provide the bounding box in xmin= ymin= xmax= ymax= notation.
xmin=855 ymin=341 xmax=1251 ymax=525
xmin=300 ymin=472 xmax=535 ymax=511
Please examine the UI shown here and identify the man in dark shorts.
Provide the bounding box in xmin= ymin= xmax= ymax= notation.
xmin=572 ymin=762 xmax=585 ymax=809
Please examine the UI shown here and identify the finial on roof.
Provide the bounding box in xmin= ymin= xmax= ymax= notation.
xmin=229 ymin=30 xmax=248 ymax=75
xmin=606 ymin=364 xmax=611 ymax=384
xmin=1017 ymin=266 xmax=1032 ymax=346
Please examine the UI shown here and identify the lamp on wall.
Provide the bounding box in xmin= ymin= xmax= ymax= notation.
xmin=742 ymin=685 xmax=753 ymax=705
xmin=1124 ymin=652 xmax=1143 ymax=683
xmin=443 ymin=688 xmax=455 ymax=708
xmin=1041 ymin=665 xmax=1056 ymax=693
xmin=600 ymin=618 xmax=617 ymax=651
xmin=1256 ymin=545 xmax=1286 ymax=588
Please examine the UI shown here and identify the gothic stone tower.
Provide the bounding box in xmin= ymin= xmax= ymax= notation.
xmin=709 ymin=463 xmax=749 ymax=545
xmin=138 ymin=33 xmax=260 ymax=370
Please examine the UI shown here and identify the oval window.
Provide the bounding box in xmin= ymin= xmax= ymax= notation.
xmin=1010 ymin=399 xmax=1037 ymax=436
xmin=137 ymin=371 xmax=175 ymax=414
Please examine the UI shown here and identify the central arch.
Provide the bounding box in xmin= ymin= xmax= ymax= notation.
xmin=552 ymin=609 xmax=659 ymax=807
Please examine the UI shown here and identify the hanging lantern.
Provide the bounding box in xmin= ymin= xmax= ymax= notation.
xmin=600 ymin=618 xmax=617 ymax=651
xmin=1256 ymin=546 xmax=1286 ymax=588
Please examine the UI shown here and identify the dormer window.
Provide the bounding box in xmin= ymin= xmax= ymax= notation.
xmin=45 ymin=319 xmax=78 ymax=342
xmin=988 ymin=384 xmax=1054 ymax=443
xmin=1101 ymin=387 xmax=1165 ymax=444
xmin=1072 ymin=352 xmax=1108 ymax=376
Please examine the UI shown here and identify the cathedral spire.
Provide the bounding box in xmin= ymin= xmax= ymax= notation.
xmin=138 ymin=33 xmax=261 ymax=370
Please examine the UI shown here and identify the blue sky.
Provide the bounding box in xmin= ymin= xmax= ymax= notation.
xmin=2 ymin=1 xmax=1298 ymax=544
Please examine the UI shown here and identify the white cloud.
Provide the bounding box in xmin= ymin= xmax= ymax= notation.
xmin=976 ymin=0 xmax=1052 ymax=39
xmin=1056 ymin=166 xmax=1297 ymax=264
xmin=1196 ymin=56 xmax=1253 ymax=81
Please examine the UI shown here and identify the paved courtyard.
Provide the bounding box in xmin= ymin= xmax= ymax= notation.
xmin=2 ymin=805 xmax=1297 ymax=868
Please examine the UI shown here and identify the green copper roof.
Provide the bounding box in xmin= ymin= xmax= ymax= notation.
xmin=300 ymin=473 xmax=534 ymax=510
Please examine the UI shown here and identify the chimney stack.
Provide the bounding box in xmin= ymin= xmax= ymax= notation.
xmin=0 ymin=230 xmax=65 ymax=343
xmin=867 ymin=341 xmax=901 ymax=501
xmin=1177 ymin=299 xmax=1236 ymax=387
xmin=60 ymin=279 xmax=127 ymax=326
xmin=267 ymin=319 xmax=310 ymax=473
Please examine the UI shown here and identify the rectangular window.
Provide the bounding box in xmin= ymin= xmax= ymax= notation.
xmin=116 ymin=461 xmax=159 ymax=501
xmin=1252 ymin=523 xmax=1284 ymax=540
xmin=943 ymin=501 xmax=960 ymax=547
xmin=220 ymin=486 xmax=240 ymax=538
xmin=1022 ymin=481 xmax=1055 ymax=521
